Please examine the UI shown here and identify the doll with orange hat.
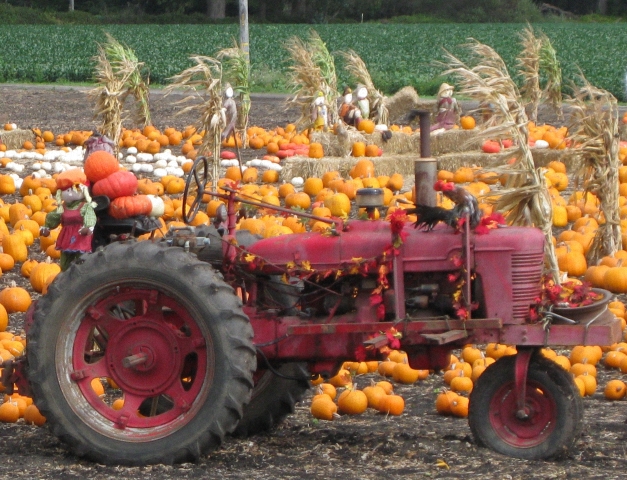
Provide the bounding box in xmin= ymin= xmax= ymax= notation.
xmin=40 ymin=168 xmax=97 ymax=271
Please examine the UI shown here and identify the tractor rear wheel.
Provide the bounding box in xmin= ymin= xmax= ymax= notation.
xmin=234 ymin=362 xmax=310 ymax=437
xmin=27 ymin=241 xmax=256 ymax=465
xmin=468 ymin=354 xmax=583 ymax=460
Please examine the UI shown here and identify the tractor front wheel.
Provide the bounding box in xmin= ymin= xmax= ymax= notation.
xmin=468 ymin=354 xmax=583 ymax=460
xmin=27 ymin=241 xmax=256 ymax=465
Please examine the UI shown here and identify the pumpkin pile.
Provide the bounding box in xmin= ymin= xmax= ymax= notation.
xmin=84 ymin=151 xmax=153 ymax=219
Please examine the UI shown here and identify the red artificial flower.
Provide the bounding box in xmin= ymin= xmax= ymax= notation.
xmin=370 ymin=293 xmax=383 ymax=306
xmin=377 ymin=303 xmax=386 ymax=320
xmin=455 ymin=306 xmax=468 ymax=320
xmin=386 ymin=330 xmax=401 ymax=350
xmin=448 ymin=272 xmax=460 ymax=283
xmin=354 ymin=345 xmax=368 ymax=362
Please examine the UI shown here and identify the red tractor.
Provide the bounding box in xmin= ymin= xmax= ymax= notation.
xmin=11 ymin=153 xmax=621 ymax=466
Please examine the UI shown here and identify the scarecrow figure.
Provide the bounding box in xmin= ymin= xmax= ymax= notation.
xmin=83 ymin=132 xmax=116 ymax=161
xmin=40 ymin=168 xmax=97 ymax=271
xmin=355 ymin=84 xmax=370 ymax=121
xmin=310 ymin=91 xmax=329 ymax=131
xmin=221 ymin=83 xmax=238 ymax=142
xmin=431 ymin=83 xmax=461 ymax=132
xmin=339 ymin=87 xmax=361 ymax=127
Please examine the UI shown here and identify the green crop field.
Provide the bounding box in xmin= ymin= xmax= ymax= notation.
xmin=0 ymin=23 xmax=625 ymax=99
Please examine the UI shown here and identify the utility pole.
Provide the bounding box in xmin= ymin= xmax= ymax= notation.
xmin=239 ymin=0 xmax=249 ymax=66
xmin=69 ymin=0 xmax=74 ymax=11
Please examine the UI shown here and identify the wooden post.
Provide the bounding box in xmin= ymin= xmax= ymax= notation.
xmin=239 ymin=0 xmax=250 ymax=66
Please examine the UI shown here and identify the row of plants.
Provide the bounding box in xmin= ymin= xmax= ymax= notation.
xmin=0 ymin=23 xmax=626 ymax=97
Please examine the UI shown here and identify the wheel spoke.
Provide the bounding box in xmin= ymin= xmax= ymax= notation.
xmin=141 ymin=292 xmax=167 ymax=321
xmin=84 ymin=305 xmax=123 ymax=330
xmin=161 ymin=381 xmax=195 ymax=417
xmin=175 ymin=333 xmax=206 ymax=358
xmin=114 ymin=393 xmax=147 ymax=429
xmin=70 ymin=358 xmax=110 ymax=383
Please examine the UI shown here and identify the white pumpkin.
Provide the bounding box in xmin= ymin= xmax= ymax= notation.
xmin=147 ymin=194 xmax=165 ymax=217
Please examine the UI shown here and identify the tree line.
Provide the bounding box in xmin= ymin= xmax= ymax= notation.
xmin=3 ymin=0 xmax=626 ymax=22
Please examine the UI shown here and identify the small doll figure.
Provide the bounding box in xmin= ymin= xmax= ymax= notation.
xmin=83 ymin=132 xmax=116 ymax=161
xmin=41 ymin=168 xmax=97 ymax=271
xmin=431 ymin=83 xmax=461 ymax=132
xmin=221 ymin=83 xmax=238 ymax=143
xmin=339 ymin=86 xmax=361 ymax=127
xmin=355 ymin=84 xmax=370 ymax=121
xmin=310 ymin=91 xmax=329 ymax=131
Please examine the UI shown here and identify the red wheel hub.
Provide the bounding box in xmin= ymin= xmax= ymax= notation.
xmin=69 ymin=287 xmax=212 ymax=431
xmin=106 ymin=320 xmax=181 ymax=396
xmin=489 ymin=380 xmax=557 ymax=448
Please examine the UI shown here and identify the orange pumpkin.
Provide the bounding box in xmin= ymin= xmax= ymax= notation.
xmin=377 ymin=394 xmax=405 ymax=415
xmin=337 ymin=388 xmax=368 ymax=415
xmin=351 ymin=141 xmax=366 ymax=157
xmin=83 ymin=151 xmax=120 ymax=183
xmin=0 ymin=283 xmax=32 ymax=313
xmin=310 ymin=395 xmax=338 ymax=421
xmin=460 ymin=116 xmax=476 ymax=129
xmin=308 ymin=142 xmax=324 ymax=159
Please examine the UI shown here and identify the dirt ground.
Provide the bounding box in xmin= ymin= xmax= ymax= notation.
xmin=1 ymin=85 xmax=627 ymax=479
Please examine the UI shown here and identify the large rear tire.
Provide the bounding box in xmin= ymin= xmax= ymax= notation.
xmin=468 ymin=354 xmax=583 ymax=460
xmin=27 ymin=241 xmax=256 ymax=465
xmin=234 ymin=362 xmax=310 ymax=437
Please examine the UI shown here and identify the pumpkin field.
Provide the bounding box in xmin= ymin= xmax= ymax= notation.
xmin=0 ymin=82 xmax=625 ymax=477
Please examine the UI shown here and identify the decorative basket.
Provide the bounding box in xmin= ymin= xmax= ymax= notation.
xmin=550 ymin=288 xmax=612 ymax=323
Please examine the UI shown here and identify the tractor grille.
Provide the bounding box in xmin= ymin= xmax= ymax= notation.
xmin=511 ymin=252 xmax=544 ymax=322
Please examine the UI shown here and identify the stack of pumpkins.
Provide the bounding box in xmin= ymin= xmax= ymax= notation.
xmin=84 ymin=151 xmax=159 ymax=218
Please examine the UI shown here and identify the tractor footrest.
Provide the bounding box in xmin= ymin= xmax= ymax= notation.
xmin=421 ymin=329 xmax=468 ymax=345
xmin=363 ymin=334 xmax=389 ymax=349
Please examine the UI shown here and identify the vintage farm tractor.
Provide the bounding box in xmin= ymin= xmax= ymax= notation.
xmin=6 ymin=125 xmax=622 ymax=465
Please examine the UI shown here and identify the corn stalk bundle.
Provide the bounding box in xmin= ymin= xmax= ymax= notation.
xmin=539 ymin=33 xmax=563 ymax=122
xmin=338 ymin=49 xmax=389 ymax=125
xmin=164 ymin=56 xmax=225 ymax=184
xmin=443 ymin=39 xmax=559 ymax=282
xmin=88 ymin=42 xmax=136 ymax=151
xmin=100 ymin=33 xmax=151 ymax=127
xmin=285 ymin=30 xmax=339 ymax=131
xmin=217 ymin=38 xmax=251 ymax=143
xmin=517 ymin=24 xmax=542 ymax=123
xmin=568 ymin=76 xmax=621 ymax=264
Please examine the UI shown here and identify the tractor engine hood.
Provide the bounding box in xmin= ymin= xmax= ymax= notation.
xmin=243 ymin=219 xmax=545 ymax=275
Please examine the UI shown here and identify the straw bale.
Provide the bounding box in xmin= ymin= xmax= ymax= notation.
xmin=0 ymin=129 xmax=36 ymax=150
xmin=364 ymin=131 xmax=415 ymax=154
xmin=310 ymin=129 xmax=365 ymax=157
xmin=428 ymin=129 xmax=483 ymax=156
xmin=279 ymin=146 xmax=576 ymax=184
xmin=280 ymin=153 xmax=420 ymax=181
xmin=385 ymin=86 xmax=420 ymax=124
xmin=435 ymin=147 xmax=578 ymax=172
xmin=365 ymin=129 xmax=482 ymax=156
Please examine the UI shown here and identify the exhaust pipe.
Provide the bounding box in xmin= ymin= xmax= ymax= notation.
xmin=413 ymin=110 xmax=437 ymax=207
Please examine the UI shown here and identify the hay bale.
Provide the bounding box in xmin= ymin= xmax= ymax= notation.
xmin=429 ymin=129 xmax=484 ymax=156
xmin=0 ymin=129 xmax=36 ymax=150
xmin=385 ymin=86 xmax=420 ymax=124
xmin=280 ymin=153 xmax=421 ymax=182
xmin=281 ymin=155 xmax=353 ymax=181
xmin=532 ymin=148 xmax=581 ymax=170
xmin=366 ymin=131 xmax=415 ymax=155
xmin=310 ymin=128 xmax=366 ymax=157
xmin=278 ymin=146 xmax=578 ymax=184
xmin=435 ymin=147 xmax=579 ymax=172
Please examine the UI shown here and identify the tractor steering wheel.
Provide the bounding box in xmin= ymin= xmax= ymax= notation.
xmin=182 ymin=156 xmax=209 ymax=224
